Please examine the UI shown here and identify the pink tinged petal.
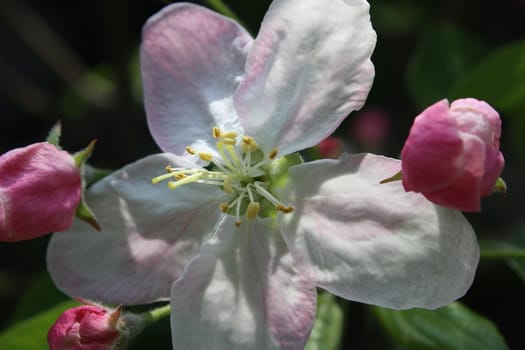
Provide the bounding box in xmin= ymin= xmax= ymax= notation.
xmin=234 ymin=0 xmax=376 ymax=155
xmin=141 ymin=3 xmax=252 ymax=155
xmin=450 ymin=98 xmax=505 ymax=196
xmin=279 ymin=153 xmax=479 ymax=309
xmin=401 ymin=100 xmax=464 ymax=193
xmin=422 ymin=135 xmax=485 ymax=211
xmin=170 ymin=217 xmax=316 ymax=350
xmin=0 ymin=142 xmax=81 ymax=242
xmin=47 ymin=154 xmax=222 ymax=305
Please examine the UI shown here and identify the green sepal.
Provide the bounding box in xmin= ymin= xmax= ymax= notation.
xmin=380 ymin=170 xmax=402 ymax=184
xmin=83 ymin=164 xmax=112 ymax=187
xmin=73 ymin=139 xmax=96 ymax=169
xmin=46 ymin=121 xmax=62 ymax=147
xmin=75 ymin=197 xmax=101 ymax=231
xmin=72 ymin=140 xmax=101 ymax=231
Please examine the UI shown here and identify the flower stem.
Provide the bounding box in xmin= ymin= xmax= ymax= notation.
xmin=141 ymin=304 xmax=171 ymax=326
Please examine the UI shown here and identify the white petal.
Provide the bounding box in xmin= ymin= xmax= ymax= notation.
xmin=170 ymin=217 xmax=316 ymax=350
xmin=141 ymin=3 xmax=252 ymax=155
xmin=234 ymin=0 xmax=376 ymax=155
xmin=279 ymin=153 xmax=479 ymax=309
xmin=47 ymin=154 xmax=222 ymax=305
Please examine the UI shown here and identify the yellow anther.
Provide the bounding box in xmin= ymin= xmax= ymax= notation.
xmin=198 ymin=152 xmax=213 ymax=162
xmin=175 ymin=173 xmax=187 ymax=180
xmin=185 ymin=146 xmax=196 ymax=155
xmin=248 ymin=140 xmax=259 ymax=152
xmin=222 ymin=137 xmax=237 ymax=145
xmin=281 ymin=206 xmax=294 ymax=214
xmin=219 ymin=202 xmax=229 ymax=213
xmin=246 ymin=202 xmax=260 ymax=220
xmin=223 ymin=176 xmax=234 ymax=193
xmin=152 ymin=172 xmax=174 ymax=184
xmin=222 ymin=131 xmax=238 ymax=139
xmin=235 ymin=221 xmax=242 ymax=227
xmin=213 ymin=126 xmax=222 ymax=138
xmin=167 ymin=181 xmax=178 ymax=189
xmin=166 ymin=165 xmax=173 ymax=172
xmin=241 ymin=136 xmax=258 ymax=153
xmin=242 ymin=136 xmax=253 ymax=145
xmin=276 ymin=204 xmax=294 ymax=213
xmin=269 ymin=148 xmax=278 ymax=159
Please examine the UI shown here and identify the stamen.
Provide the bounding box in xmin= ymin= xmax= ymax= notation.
xmin=213 ymin=126 xmax=221 ymax=138
xmin=235 ymin=190 xmax=245 ymax=227
xmin=167 ymin=173 xmax=203 ymax=190
xmin=198 ymin=152 xmax=213 ymax=162
xmin=152 ymin=172 xmax=175 ymax=184
xmin=217 ymin=142 xmax=235 ymax=170
xmin=253 ymin=182 xmax=280 ymax=206
xmin=246 ymin=202 xmax=260 ymax=220
xmin=222 ymin=137 xmax=237 ymax=145
xmin=219 ymin=202 xmax=229 ymax=213
xmin=277 ymin=205 xmax=294 ymax=213
xmin=154 ymin=127 xmax=291 ymax=226
xmin=225 ymin=144 xmax=242 ymax=168
xmin=241 ymin=136 xmax=258 ymax=152
xmin=222 ymin=131 xmax=238 ymax=139
xmin=223 ymin=176 xmax=234 ymax=193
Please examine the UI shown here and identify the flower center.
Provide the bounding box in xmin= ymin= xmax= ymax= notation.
xmin=152 ymin=127 xmax=296 ymax=226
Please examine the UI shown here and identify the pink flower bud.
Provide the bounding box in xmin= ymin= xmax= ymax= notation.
xmin=351 ymin=107 xmax=391 ymax=148
xmin=0 ymin=142 xmax=82 ymax=241
xmin=318 ymin=136 xmax=345 ymax=159
xmin=401 ymin=98 xmax=504 ymax=211
xmin=48 ymin=305 xmax=121 ymax=350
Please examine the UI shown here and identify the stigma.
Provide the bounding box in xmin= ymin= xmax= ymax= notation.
xmin=152 ymin=127 xmax=294 ymax=226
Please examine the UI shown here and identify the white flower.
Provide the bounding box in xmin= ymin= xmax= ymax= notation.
xmin=47 ymin=1 xmax=479 ymax=349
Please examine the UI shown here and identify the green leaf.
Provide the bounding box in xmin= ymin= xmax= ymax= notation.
xmin=6 ymin=273 xmax=69 ymax=325
xmin=407 ymin=24 xmax=488 ymax=109
xmin=0 ymin=300 xmax=79 ymax=350
xmin=504 ymin=224 xmax=525 ymax=283
xmin=451 ymin=40 xmax=525 ymax=114
xmin=305 ymin=292 xmax=344 ymax=350
xmin=450 ymin=40 xmax=525 ymax=157
xmin=372 ymin=302 xmax=509 ymax=350
xmin=479 ymin=240 xmax=525 ymax=260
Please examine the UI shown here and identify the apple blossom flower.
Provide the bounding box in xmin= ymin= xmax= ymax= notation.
xmin=47 ymin=1 xmax=479 ymax=349
xmin=0 ymin=142 xmax=82 ymax=242
xmin=401 ymin=98 xmax=505 ymax=211
xmin=48 ymin=305 xmax=121 ymax=350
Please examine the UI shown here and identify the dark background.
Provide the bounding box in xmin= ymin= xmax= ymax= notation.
xmin=1 ymin=0 xmax=524 ymax=348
